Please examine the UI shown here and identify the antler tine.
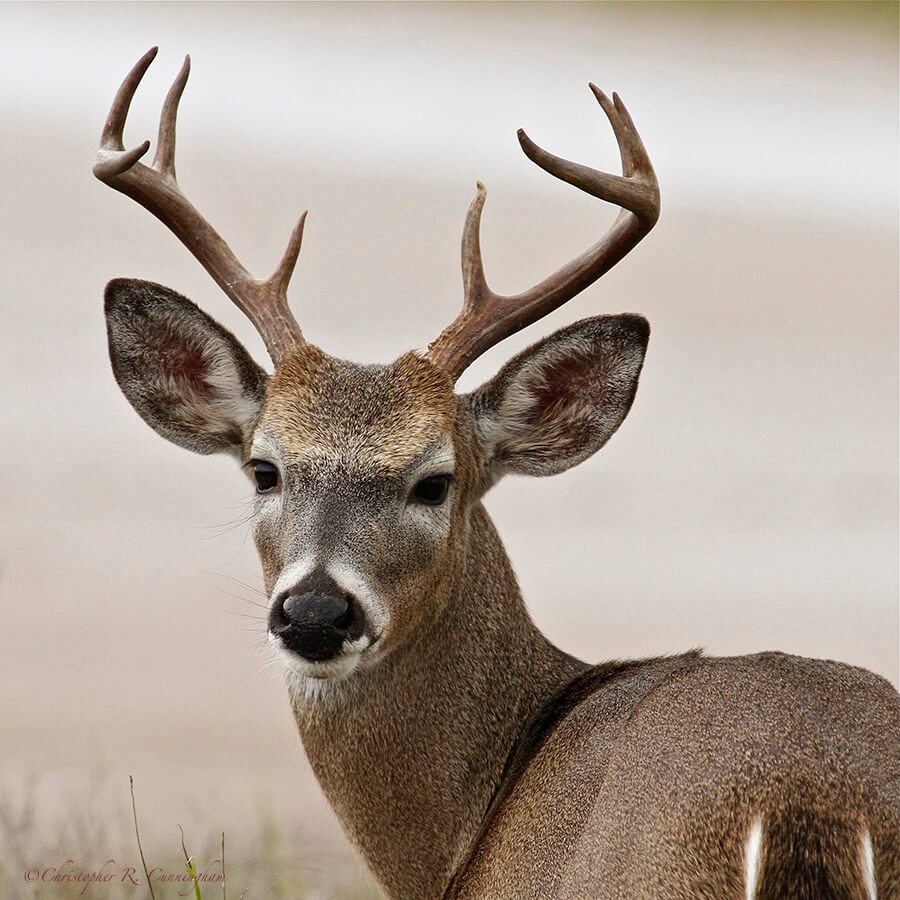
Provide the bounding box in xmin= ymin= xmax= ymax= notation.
xmin=152 ymin=53 xmax=189 ymax=178
xmin=425 ymin=86 xmax=660 ymax=382
xmin=460 ymin=183 xmax=490 ymax=308
xmin=98 ymin=46 xmax=158 ymax=154
xmin=270 ymin=212 xmax=308 ymax=300
xmin=94 ymin=49 xmax=306 ymax=365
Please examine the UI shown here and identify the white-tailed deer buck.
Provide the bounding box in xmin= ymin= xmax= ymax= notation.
xmin=96 ymin=49 xmax=899 ymax=899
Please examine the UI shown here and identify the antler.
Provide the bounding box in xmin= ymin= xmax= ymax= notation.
xmin=425 ymin=85 xmax=660 ymax=381
xmin=94 ymin=47 xmax=306 ymax=364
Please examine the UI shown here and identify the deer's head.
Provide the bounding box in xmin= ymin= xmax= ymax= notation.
xmin=98 ymin=49 xmax=658 ymax=684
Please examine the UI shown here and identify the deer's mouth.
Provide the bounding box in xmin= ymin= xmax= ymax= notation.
xmin=271 ymin=630 xmax=380 ymax=682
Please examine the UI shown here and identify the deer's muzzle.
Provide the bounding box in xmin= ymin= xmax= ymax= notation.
xmin=270 ymin=590 xmax=358 ymax=662
xmin=269 ymin=570 xmax=365 ymax=662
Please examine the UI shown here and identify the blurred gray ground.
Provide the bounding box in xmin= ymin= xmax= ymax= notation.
xmin=0 ymin=2 xmax=897 ymax=894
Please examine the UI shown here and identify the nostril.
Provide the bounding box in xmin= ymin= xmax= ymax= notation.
xmin=333 ymin=597 xmax=354 ymax=631
xmin=270 ymin=594 xmax=288 ymax=632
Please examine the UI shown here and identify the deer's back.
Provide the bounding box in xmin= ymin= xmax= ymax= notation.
xmin=450 ymin=652 xmax=900 ymax=899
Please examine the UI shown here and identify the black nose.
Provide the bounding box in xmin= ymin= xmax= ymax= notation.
xmin=269 ymin=570 xmax=361 ymax=662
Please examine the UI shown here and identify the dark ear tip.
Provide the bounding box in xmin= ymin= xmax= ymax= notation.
xmin=104 ymin=277 xmax=146 ymax=314
xmin=104 ymin=279 xmax=192 ymax=320
xmin=615 ymin=313 xmax=650 ymax=347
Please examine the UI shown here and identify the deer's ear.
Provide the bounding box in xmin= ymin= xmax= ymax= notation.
xmin=468 ymin=314 xmax=649 ymax=480
xmin=104 ymin=278 xmax=267 ymax=457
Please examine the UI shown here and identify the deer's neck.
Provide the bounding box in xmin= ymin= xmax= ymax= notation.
xmin=288 ymin=502 xmax=583 ymax=900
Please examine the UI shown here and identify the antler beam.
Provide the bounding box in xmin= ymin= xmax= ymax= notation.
xmin=94 ymin=47 xmax=306 ymax=364
xmin=425 ymin=85 xmax=660 ymax=381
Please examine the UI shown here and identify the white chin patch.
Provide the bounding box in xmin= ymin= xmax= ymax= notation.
xmin=269 ymin=632 xmax=373 ymax=682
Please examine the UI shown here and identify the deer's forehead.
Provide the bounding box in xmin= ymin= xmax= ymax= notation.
xmin=258 ymin=345 xmax=458 ymax=467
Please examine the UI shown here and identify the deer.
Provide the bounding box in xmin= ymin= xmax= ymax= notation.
xmin=95 ymin=48 xmax=899 ymax=900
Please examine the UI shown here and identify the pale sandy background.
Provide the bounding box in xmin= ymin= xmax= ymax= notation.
xmin=1 ymin=3 xmax=897 ymax=897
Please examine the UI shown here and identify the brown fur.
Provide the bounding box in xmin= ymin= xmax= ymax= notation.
xmin=448 ymin=653 xmax=900 ymax=899
xmin=258 ymin=345 xmax=900 ymax=900
xmin=265 ymin=346 xmax=457 ymax=470
xmin=294 ymin=503 xmax=584 ymax=897
xmin=104 ymin=282 xmax=900 ymax=899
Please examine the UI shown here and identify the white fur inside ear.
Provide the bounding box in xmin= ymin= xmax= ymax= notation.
xmin=471 ymin=316 xmax=648 ymax=478
xmin=155 ymin=331 xmax=262 ymax=448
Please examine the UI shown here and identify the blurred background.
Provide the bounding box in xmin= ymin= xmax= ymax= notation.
xmin=1 ymin=3 xmax=896 ymax=897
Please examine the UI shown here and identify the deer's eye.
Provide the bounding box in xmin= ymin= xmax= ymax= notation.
xmin=251 ymin=460 xmax=280 ymax=494
xmin=412 ymin=474 xmax=453 ymax=506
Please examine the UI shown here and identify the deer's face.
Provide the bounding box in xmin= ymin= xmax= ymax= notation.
xmin=250 ymin=346 xmax=476 ymax=679
xmin=105 ymin=279 xmax=649 ymax=688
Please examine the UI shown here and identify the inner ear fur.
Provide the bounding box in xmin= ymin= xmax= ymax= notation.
xmin=105 ymin=278 xmax=267 ymax=456
xmin=468 ymin=314 xmax=649 ymax=479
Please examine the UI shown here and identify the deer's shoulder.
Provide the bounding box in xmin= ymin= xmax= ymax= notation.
xmin=450 ymin=652 xmax=900 ymax=899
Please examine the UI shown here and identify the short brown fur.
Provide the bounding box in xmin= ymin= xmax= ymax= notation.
xmin=97 ymin=54 xmax=900 ymax=900
xmin=265 ymin=346 xmax=458 ymax=470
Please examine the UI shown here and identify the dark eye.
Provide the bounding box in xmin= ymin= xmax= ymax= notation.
xmin=412 ymin=474 xmax=453 ymax=506
xmin=251 ymin=459 xmax=280 ymax=494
